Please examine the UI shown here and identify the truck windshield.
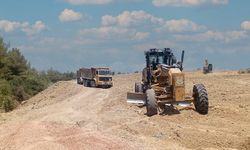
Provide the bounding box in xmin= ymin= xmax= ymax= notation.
xmin=98 ymin=70 xmax=110 ymax=75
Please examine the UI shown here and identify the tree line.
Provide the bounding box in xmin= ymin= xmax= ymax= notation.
xmin=0 ymin=37 xmax=76 ymax=112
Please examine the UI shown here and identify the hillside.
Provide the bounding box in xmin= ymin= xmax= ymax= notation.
xmin=0 ymin=71 xmax=250 ymax=150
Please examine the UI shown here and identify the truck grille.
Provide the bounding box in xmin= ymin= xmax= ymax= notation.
xmin=99 ymin=77 xmax=111 ymax=81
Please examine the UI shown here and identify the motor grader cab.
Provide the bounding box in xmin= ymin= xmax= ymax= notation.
xmin=127 ymin=48 xmax=208 ymax=116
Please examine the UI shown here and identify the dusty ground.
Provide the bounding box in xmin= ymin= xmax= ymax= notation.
xmin=0 ymin=71 xmax=250 ymax=150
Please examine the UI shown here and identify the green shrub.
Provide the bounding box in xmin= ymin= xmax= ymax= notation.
xmin=0 ymin=80 xmax=15 ymax=112
xmin=2 ymin=97 xmax=15 ymax=112
xmin=46 ymin=68 xmax=76 ymax=83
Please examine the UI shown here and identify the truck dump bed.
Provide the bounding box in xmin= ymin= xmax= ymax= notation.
xmin=78 ymin=68 xmax=95 ymax=80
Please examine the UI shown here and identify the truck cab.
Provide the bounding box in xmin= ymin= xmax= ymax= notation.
xmin=95 ymin=68 xmax=113 ymax=88
xmin=77 ymin=67 xmax=113 ymax=88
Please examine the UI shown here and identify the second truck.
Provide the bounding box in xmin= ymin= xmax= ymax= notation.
xmin=77 ymin=67 xmax=113 ymax=88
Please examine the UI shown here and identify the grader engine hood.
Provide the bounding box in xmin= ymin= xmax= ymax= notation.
xmin=168 ymin=68 xmax=185 ymax=101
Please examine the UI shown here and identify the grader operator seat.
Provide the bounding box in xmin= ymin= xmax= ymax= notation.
xmin=151 ymin=58 xmax=157 ymax=70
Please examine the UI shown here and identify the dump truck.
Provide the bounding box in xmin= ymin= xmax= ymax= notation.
xmin=203 ymin=59 xmax=213 ymax=74
xmin=77 ymin=67 xmax=113 ymax=88
xmin=127 ymin=48 xmax=208 ymax=116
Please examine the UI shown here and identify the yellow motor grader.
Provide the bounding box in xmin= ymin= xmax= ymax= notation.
xmin=127 ymin=48 xmax=208 ymax=116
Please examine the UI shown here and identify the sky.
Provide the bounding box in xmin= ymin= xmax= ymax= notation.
xmin=0 ymin=0 xmax=250 ymax=72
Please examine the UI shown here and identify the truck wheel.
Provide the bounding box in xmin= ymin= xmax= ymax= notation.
xmin=80 ymin=78 xmax=83 ymax=85
xmin=90 ymin=81 xmax=96 ymax=87
xmin=193 ymin=84 xmax=208 ymax=114
xmin=146 ymin=89 xmax=158 ymax=116
xmin=135 ymin=82 xmax=143 ymax=93
xmin=83 ymin=80 xmax=86 ymax=87
xmin=84 ymin=80 xmax=88 ymax=87
xmin=86 ymin=81 xmax=90 ymax=87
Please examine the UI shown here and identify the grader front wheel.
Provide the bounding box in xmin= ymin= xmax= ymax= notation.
xmin=146 ymin=89 xmax=158 ymax=116
xmin=193 ymin=84 xmax=208 ymax=114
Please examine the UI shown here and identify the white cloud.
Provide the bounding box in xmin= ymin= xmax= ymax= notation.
xmin=0 ymin=20 xmax=28 ymax=32
xmin=80 ymin=27 xmax=130 ymax=38
xmin=152 ymin=0 xmax=229 ymax=7
xmin=102 ymin=15 xmax=117 ymax=26
xmin=59 ymin=9 xmax=82 ymax=22
xmin=102 ymin=10 xmax=164 ymax=27
xmin=64 ymin=0 xmax=141 ymax=5
xmin=102 ymin=10 xmax=204 ymax=33
xmin=22 ymin=21 xmax=46 ymax=36
xmin=175 ymin=30 xmax=248 ymax=43
xmin=64 ymin=0 xmax=112 ymax=5
xmin=159 ymin=19 xmax=206 ymax=32
xmin=133 ymin=32 xmax=150 ymax=40
xmin=73 ymin=38 xmax=100 ymax=45
xmin=0 ymin=20 xmax=46 ymax=35
xmin=211 ymin=0 xmax=228 ymax=5
xmin=79 ymin=26 xmax=148 ymax=41
xmin=77 ymin=10 xmax=208 ymax=46
xmin=241 ymin=21 xmax=250 ymax=30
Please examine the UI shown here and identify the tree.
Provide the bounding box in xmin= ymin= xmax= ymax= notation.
xmin=0 ymin=36 xmax=76 ymax=112
xmin=4 ymin=48 xmax=28 ymax=80
xmin=0 ymin=37 xmax=49 ymax=111
xmin=0 ymin=37 xmax=8 ymax=79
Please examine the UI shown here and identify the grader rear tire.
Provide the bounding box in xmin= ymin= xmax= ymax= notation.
xmin=146 ymin=89 xmax=158 ymax=116
xmin=193 ymin=84 xmax=208 ymax=114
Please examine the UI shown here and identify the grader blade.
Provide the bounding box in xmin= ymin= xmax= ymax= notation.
xmin=127 ymin=92 xmax=146 ymax=104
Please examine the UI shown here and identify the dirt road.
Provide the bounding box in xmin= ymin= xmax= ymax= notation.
xmin=0 ymin=71 xmax=250 ymax=150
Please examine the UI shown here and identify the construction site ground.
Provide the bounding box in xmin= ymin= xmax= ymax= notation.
xmin=0 ymin=71 xmax=249 ymax=150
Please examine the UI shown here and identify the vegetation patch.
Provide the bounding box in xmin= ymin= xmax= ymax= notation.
xmin=0 ymin=37 xmax=75 ymax=112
